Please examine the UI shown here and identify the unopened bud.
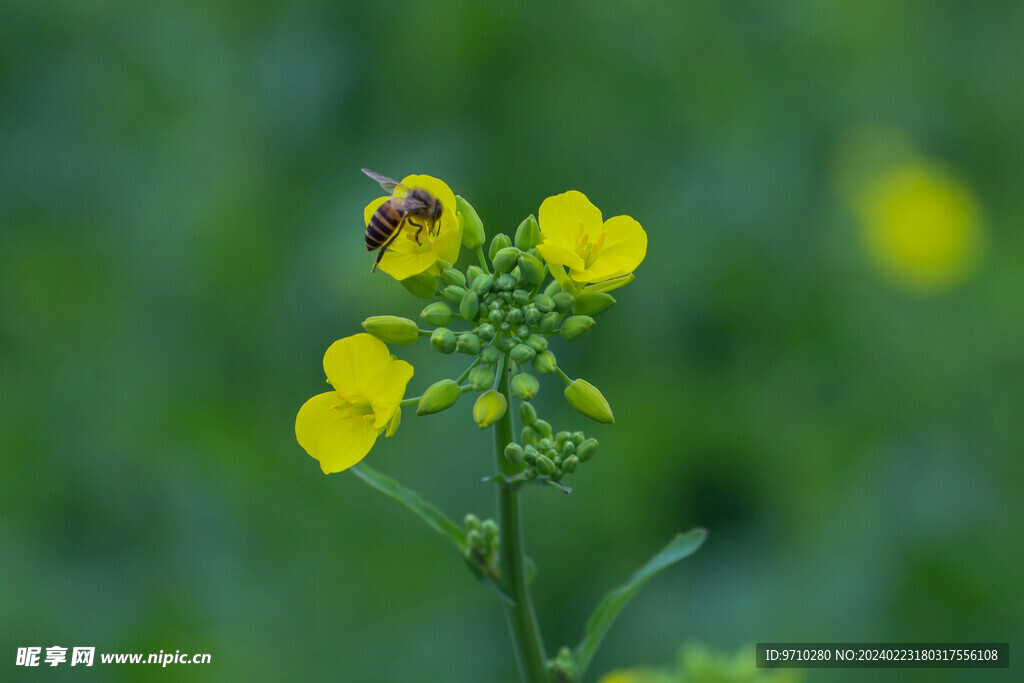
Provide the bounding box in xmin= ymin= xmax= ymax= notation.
xmin=552 ymin=291 xmax=575 ymax=313
xmin=514 ymin=214 xmax=542 ymax=251
xmin=477 ymin=323 xmax=496 ymax=341
xmin=510 ymin=373 xmax=539 ymax=400
xmin=561 ymin=455 xmax=579 ymax=473
xmin=420 ymin=302 xmax=452 ymax=326
xmin=488 ymin=233 xmax=511 ymax=261
xmin=525 ymin=334 xmax=548 ymax=352
xmin=469 ymin=365 xmax=495 ymax=391
xmin=442 ymin=285 xmax=467 ymax=306
xmin=481 ymin=519 xmax=499 ymax=546
xmin=473 ymin=390 xmax=508 ymax=429
xmin=534 ymin=293 xmax=554 ymax=312
xmin=472 ymin=273 xmax=494 ymax=295
xmin=517 ymin=253 xmax=545 ymax=285
xmin=521 ymin=426 xmax=538 ymax=447
xmin=480 ymin=344 xmax=500 ymax=364
xmin=417 ymin=379 xmax=462 ymax=415
xmin=520 ymin=401 xmax=537 ymax=425
xmin=564 ymin=379 xmax=614 ymax=424
xmin=456 ymin=195 xmax=486 ymax=249
xmin=496 ymin=336 xmax=516 ymax=351
xmin=504 ymin=442 xmax=524 ymax=464
xmin=544 ymin=280 xmax=563 ymax=298
xmin=460 ymin=289 xmax=480 ymax=320
xmin=560 ymin=315 xmax=595 ymax=341
xmin=532 ymin=350 xmax=557 ymax=375
xmin=535 ymin=454 xmax=556 ymax=476
xmin=400 ymin=271 xmax=439 ymax=299
xmin=510 ymin=343 xmax=535 ymax=363
xmin=464 ymin=513 xmax=480 ymax=531
xmin=466 ymin=265 xmax=484 ymax=284
xmin=524 ymin=305 xmax=541 ymax=325
xmin=534 ymin=420 xmax=553 ymax=439
xmin=495 ymin=272 xmax=517 ymax=290
xmin=441 ymin=267 xmax=466 ymax=287
xmin=516 ymin=324 xmax=531 ymax=339
xmin=466 ymin=529 xmax=486 ymax=553
xmin=576 ymin=438 xmax=598 ymax=462
xmin=505 ymin=307 xmax=524 ymax=325
xmin=430 ymin=327 xmax=457 ymax=354
xmin=492 ymin=247 xmax=521 ymax=273
xmin=361 ymin=315 xmax=419 ymax=345
xmin=539 ymin=311 xmax=560 ymax=334
xmin=457 ymin=333 xmax=482 ymax=355
xmin=573 ymin=292 xmax=616 ymax=317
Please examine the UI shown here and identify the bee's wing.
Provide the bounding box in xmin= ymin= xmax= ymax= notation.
xmin=393 ymin=195 xmax=428 ymax=212
xmin=361 ymin=168 xmax=407 ymax=193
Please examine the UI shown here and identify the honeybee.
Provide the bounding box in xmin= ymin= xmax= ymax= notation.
xmin=361 ymin=168 xmax=444 ymax=273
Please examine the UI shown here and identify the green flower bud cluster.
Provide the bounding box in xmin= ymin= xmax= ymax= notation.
xmin=546 ymin=647 xmax=576 ymax=682
xmin=513 ymin=400 xmax=599 ymax=482
xmin=463 ymin=513 xmax=500 ymax=581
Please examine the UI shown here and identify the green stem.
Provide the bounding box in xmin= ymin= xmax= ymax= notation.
xmin=494 ymin=353 xmax=548 ymax=682
xmin=400 ymin=396 xmax=421 ymax=408
xmin=474 ymin=246 xmax=491 ymax=275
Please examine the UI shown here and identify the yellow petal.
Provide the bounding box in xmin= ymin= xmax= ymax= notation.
xmin=570 ymin=215 xmax=647 ymax=283
xmin=378 ymin=249 xmax=441 ymax=281
xmin=538 ymin=190 xmax=603 ymax=247
xmin=295 ymin=391 xmax=380 ymax=474
xmin=367 ymin=356 xmax=413 ymax=429
xmin=536 ymin=241 xmax=585 ymax=271
xmin=322 ymin=334 xmax=392 ymax=395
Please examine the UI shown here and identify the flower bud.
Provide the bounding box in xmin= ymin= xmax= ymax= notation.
xmin=521 ymin=426 xmax=538 ymax=447
xmin=481 ymin=519 xmax=499 ymax=546
xmin=534 ymin=293 xmax=554 ymax=312
xmin=420 ymin=302 xmax=452 ymax=326
xmin=467 ymin=529 xmax=486 ymax=553
xmin=400 ymin=271 xmax=439 ymax=299
xmin=532 ymin=350 xmax=557 ymax=375
xmin=460 ymin=289 xmax=480 ymax=321
xmin=516 ymin=324 xmax=532 ymax=339
xmin=552 ymin=291 xmax=575 ymax=313
xmin=524 ymin=304 xmax=541 ymax=325
xmin=466 ymin=265 xmax=484 ymax=284
xmin=511 ymin=373 xmax=539 ymax=400
xmin=464 ymin=513 xmax=480 ymax=531
xmin=534 ymin=419 xmax=553 ymax=439
xmin=469 ymin=365 xmax=495 ymax=391
xmin=504 ymin=442 xmax=524 ymax=464
xmin=562 ymin=455 xmax=579 ymax=473
xmin=361 ymin=315 xmax=419 ymax=345
xmin=561 ymin=441 xmax=576 ymax=457
xmin=473 ymin=390 xmax=507 ymax=429
xmin=442 ymin=285 xmax=467 ymax=306
xmin=510 ymin=343 xmax=536 ymax=363
xmin=503 ymin=308 xmax=521 ymax=326
xmin=543 ymin=280 xmax=563 ymax=298
xmin=576 ymin=438 xmax=598 ymax=462
xmin=517 ymin=253 xmax=545 ymax=285
xmin=510 ymin=289 xmax=528 ymax=306
xmin=496 ymin=273 xmax=517 ymax=291
xmin=514 ymin=214 xmax=542 ymax=251
xmin=572 ymin=431 xmax=585 ymax=445
xmin=564 ymin=379 xmax=614 ymax=424
xmin=539 ymin=311 xmax=560 ymax=334
xmin=492 ymin=247 xmax=521 ymax=273
xmin=488 ymin=309 xmax=504 ymax=325
xmin=573 ymin=292 xmax=616 ymax=317
xmin=535 ymin=454 xmax=556 ymax=476
xmin=560 ymin=315 xmax=595 ymax=341
xmin=385 ymin=406 xmax=402 ymax=437
xmin=496 ymin=336 xmax=516 ymax=351
xmin=519 ymin=401 xmax=537 ymax=425
xmin=456 ymin=195 xmax=485 ymax=249
xmin=430 ymin=327 xmax=457 ymax=354
xmin=457 ymin=333 xmax=482 ymax=355
xmin=525 ymin=334 xmax=548 ymax=352
xmin=417 ymin=379 xmax=462 ymax=415
xmin=477 ymin=322 xmax=496 ymax=342
xmin=488 ymin=233 xmax=511 ymax=261
xmin=480 ymin=344 xmax=499 ymax=365
xmin=441 ymin=267 xmax=467 ymax=287
xmin=472 ymin=273 xmax=494 ymax=295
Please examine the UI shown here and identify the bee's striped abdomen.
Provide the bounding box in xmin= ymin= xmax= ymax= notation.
xmin=365 ymin=200 xmax=403 ymax=250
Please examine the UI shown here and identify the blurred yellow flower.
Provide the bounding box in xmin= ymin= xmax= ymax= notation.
xmin=364 ymin=174 xmax=463 ymax=281
xmin=535 ymin=190 xmax=647 ymax=293
xmin=857 ymin=162 xmax=982 ymax=291
xmin=295 ymin=333 xmax=413 ymax=474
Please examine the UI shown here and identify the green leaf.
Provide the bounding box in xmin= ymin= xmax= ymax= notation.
xmin=574 ymin=528 xmax=707 ymax=678
xmin=350 ymin=464 xmax=466 ymax=552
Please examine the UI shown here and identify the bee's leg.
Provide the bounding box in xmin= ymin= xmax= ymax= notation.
xmin=372 ymin=218 xmax=406 ymax=273
xmin=409 ymin=219 xmax=425 ymax=245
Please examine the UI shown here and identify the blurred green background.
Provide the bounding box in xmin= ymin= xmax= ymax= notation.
xmin=2 ymin=1 xmax=1021 ymax=681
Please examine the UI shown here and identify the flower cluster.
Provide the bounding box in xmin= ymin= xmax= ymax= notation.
xmin=296 ymin=176 xmax=646 ymax=485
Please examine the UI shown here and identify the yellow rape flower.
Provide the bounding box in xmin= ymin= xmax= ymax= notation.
xmin=295 ymin=333 xmax=413 ymax=474
xmin=364 ymin=174 xmax=463 ymax=282
xmin=535 ymin=190 xmax=647 ymax=294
